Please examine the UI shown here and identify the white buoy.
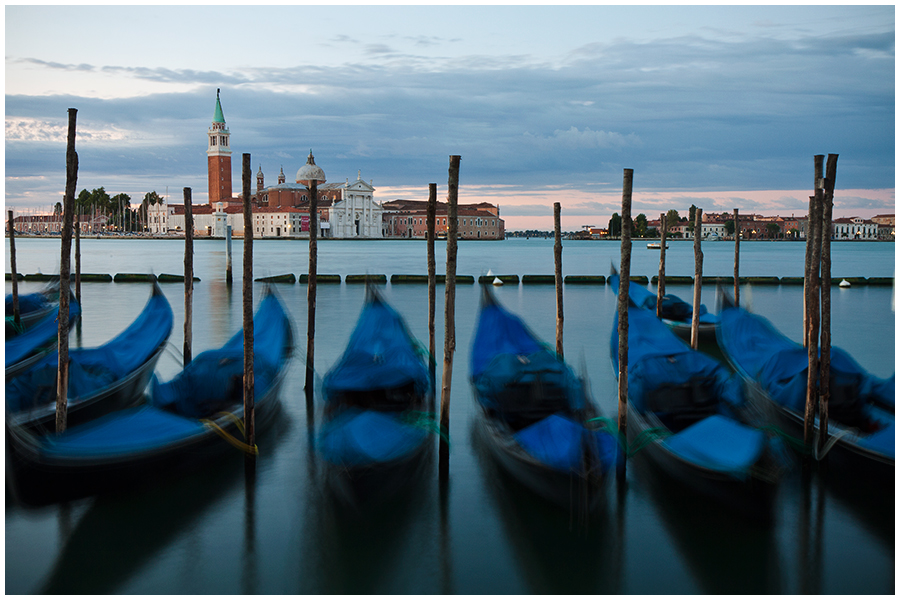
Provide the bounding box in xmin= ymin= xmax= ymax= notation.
xmin=839 ymin=279 xmax=851 ymax=288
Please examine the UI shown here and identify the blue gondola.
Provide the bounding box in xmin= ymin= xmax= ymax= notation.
xmin=6 ymin=295 xmax=81 ymax=380
xmin=6 ymin=283 xmax=173 ymax=430
xmin=6 ymin=279 xmax=60 ymax=336
xmin=6 ymin=287 xmax=292 ymax=505
xmin=610 ymin=302 xmax=786 ymax=517
xmin=716 ymin=294 xmax=894 ymax=480
xmin=610 ymin=268 xmax=718 ymax=340
xmin=471 ymin=286 xmax=618 ymax=513
xmin=317 ymin=286 xmax=434 ymax=506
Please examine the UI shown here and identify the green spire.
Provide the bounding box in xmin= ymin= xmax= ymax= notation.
xmin=213 ymin=88 xmax=225 ymax=123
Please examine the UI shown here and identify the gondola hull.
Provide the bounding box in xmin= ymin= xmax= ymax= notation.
xmin=473 ymin=411 xmax=606 ymax=514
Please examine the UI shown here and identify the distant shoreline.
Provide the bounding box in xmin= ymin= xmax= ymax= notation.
xmin=3 ymin=234 xmax=894 ymax=242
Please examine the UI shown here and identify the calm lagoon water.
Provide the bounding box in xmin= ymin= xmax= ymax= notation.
xmin=5 ymin=238 xmax=896 ymax=594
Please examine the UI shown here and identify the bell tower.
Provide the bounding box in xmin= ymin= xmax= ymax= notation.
xmin=207 ymin=88 xmax=233 ymax=206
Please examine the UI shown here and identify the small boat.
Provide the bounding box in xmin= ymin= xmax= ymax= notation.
xmin=647 ymin=242 xmax=669 ymax=249
xmin=317 ymin=286 xmax=434 ymax=506
xmin=610 ymin=303 xmax=786 ymax=517
xmin=6 ymin=288 xmax=293 ymax=505
xmin=610 ymin=267 xmax=718 ymax=340
xmin=716 ymin=294 xmax=894 ymax=480
xmin=6 ymin=283 xmax=174 ymax=430
xmin=470 ymin=286 xmax=618 ymax=513
xmin=6 ymin=295 xmax=81 ymax=380
xmin=6 ymin=279 xmax=60 ymax=336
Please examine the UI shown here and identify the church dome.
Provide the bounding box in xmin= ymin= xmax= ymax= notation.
xmin=296 ymin=150 xmax=326 ymax=184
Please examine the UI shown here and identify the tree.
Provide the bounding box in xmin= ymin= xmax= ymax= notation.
xmin=766 ymin=222 xmax=781 ymax=239
xmin=665 ymin=209 xmax=680 ymax=230
xmin=634 ymin=213 xmax=648 ymax=238
xmin=724 ymin=219 xmax=735 ymax=236
xmin=608 ymin=213 xmax=622 ymax=238
xmin=688 ymin=204 xmax=697 ymax=233
xmin=53 ymin=201 xmax=63 ymax=216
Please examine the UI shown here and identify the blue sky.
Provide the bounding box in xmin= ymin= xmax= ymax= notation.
xmin=5 ymin=5 xmax=895 ymax=230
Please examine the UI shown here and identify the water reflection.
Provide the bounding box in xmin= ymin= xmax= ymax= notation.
xmin=633 ymin=455 xmax=783 ymax=594
xmin=472 ymin=422 xmax=622 ymax=594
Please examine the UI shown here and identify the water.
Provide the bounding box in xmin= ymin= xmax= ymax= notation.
xmin=5 ymin=238 xmax=895 ymax=593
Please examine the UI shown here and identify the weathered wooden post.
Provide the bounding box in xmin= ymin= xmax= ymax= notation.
xmin=298 ymin=151 xmax=325 ymax=397
xmin=616 ymin=168 xmax=633 ymax=479
xmin=804 ymin=157 xmax=825 ymax=348
xmin=440 ymin=155 xmax=460 ymax=482
xmin=427 ymin=182 xmax=437 ymax=406
xmin=690 ymin=208 xmax=703 ymax=350
xmin=818 ymin=154 xmax=838 ymax=452
xmin=242 ymin=154 xmax=256 ymax=449
xmin=803 ymin=155 xmax=825 ymax=447
xmin=57 ymin=108 xmax=78 ymax=433
xmin=553 ymin=202 xmax=564 ymax=359
xmin=183 ymin=187 xmax=194 ymax=365
xmin=226 ymin=224 xmax=233 ymax=285
xmin=8 ymin=210 xmax=19 ymax=327
xmin=733 ymin=208 xmax=740 ymax=306
xmin=74 ymin=208 xmax=81 ymax=303
xmin=656 ymin=212 xmax=667 ymax=318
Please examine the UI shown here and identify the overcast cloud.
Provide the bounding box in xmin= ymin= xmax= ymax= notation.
xmin=5 ymin=5 xmax=894 ymax=229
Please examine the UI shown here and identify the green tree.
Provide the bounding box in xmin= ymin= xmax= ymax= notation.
xmin=766 ymin=222 xmax=781 ymax=239
xmin=688 ymin=204 xmax=698 ymax=233
xmin=665 ymin=209 xmax=680 ymax=226
xmin=608 ymin=213 xmax=622 ymax=238
xmin=724 ymin=219 xmax=735 ymax=236
xmin=634 ymin=213 xmax=648 ymax=237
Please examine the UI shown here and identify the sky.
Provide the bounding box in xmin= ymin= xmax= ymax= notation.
xmin=4 ymin=4 xmax=895 ymax=231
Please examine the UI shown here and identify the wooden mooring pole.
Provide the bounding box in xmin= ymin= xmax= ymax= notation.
xmin=427 ymin=182 xmax=437 ymax=406
xmin=8 ymin=210 xmax=19 ymax=327
xmin=656 ymin=212 xmax=667 ymax=318
xmin=57 ymin=108 xmax=78 ymax=433
xmin=183 ymin=187 xmax=194 ymax=366
xmin=553 ymin=202 xmax=564 ymax=359
xmin=818 ymin=154 xmax=838 ymax=453
xmin=305 ymin=176 xmax=319 ymax=397
xmin=733 ymin=208 xmax=740 ymax=306
xmin=690 ymin=208 xmax=703 ymax=350
xmin=803 ymin=155 xmax=825 ymax=448
xmin=616 ymin=168 xmax=633 ymax=480
xmin=242 ymin=154 xmax=255 ymax=449
xmin=74 ymin=208 xmax=81 ymax=304
xmin=226 ymin=224 xmax=233 ymax=285
xmin=440 ymin=155 xmax=460 ymax=482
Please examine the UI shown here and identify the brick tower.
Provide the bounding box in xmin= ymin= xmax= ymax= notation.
xmin=207 ymin=88 xmax=232 ymax=206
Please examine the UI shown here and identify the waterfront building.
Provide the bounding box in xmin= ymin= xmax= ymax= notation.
xmin=832 ymin=217 xmax=878 ymax=240
xmin=381 ymin=199 xmax=504 ymax=240
xmin=207 ymin=89 xmax=235 ymax=208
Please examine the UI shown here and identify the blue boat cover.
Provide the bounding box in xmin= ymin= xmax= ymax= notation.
xmin=470 ymin=295 xmax=585 ymax=412
xmin=717 ymin=304 xmax=894 ymax=414
xmin=6 ymin=291 xmax=51 ymax=316
xmin=323 ymin=293 xmax=430 ymax=400
xmin=37 ymin=405 xmax=207 ymax=459
xmin=318 ymin=408 xmax=427 ymax=466
xmin=29 ymin=291 xmax=291 ymax=462
xmin=6 ymin=297 xmax=81 ymax=369
xmin=663 ymin=414 xmax=766 ymax=479
xmin=513 ymin=413 xmax=586 ymax=472
xmin=151 ymin=291 xmax=291 ymax=418
xmin=610 ymin=305 xmax=743 ymax=413
xmin=6 ymin=287 xmax=174 ymax=413
xmin=609 ymin=274 xmax=715 ymax=324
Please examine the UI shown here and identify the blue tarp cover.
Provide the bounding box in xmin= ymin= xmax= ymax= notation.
xmin=513 ymin=413 xmax=585 ymax=472
xmin=152 ymin=292 xmax=290 ymax=418
xmin=323 ymin=293 xmax=430 ymax=401
xmin=609 ymin=274 xmax=715 ymax=324
xmin=718 ymin=305 xmax=894 ymax=413
xmin=6 ymin=291 xmax=50 ymax=316
xmin=31 ymin=292 xmax=291 ymax=461
xmin=6 ymin=287 xmax=173 ymax=413
xmin=470 ymin=295 xmax=584 ymax=412
xmin=6 ymin=297 xmax=80 ymax=368
xmin=610 ymin=306 xmax=742 ymax=412
xmin=318 ymin=408 xmax=427 ymax=466
xmin=663 ymin=414 xmax=766 ymax=479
